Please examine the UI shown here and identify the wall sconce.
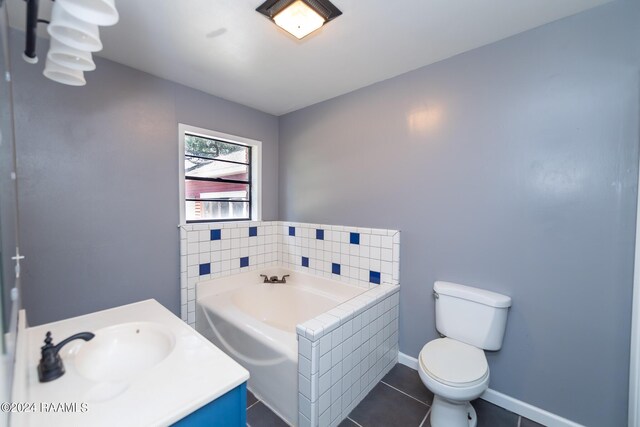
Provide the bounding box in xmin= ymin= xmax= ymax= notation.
xmin=256 ymin=0 xmax=342 ymax=40
xmin=23 ymin=0 xmax=118 ymax=86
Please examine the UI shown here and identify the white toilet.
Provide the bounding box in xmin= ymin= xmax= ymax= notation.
xmin=418 ymin=281 xmax=512 ymax=427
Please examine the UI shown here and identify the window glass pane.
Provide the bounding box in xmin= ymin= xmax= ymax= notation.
xmin=185 ymin=134 xmax=249 ymax=163
xmin=186 ymin=201 xmax=250 ymax=221
xmin=185 ymin=157 xmax=249 ymax=181
xmin=185 ymin=180 xmax=249 ymax=201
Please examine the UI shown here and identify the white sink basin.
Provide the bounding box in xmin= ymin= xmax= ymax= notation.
xmin=72 ymin=321 xmax=175 ymax=382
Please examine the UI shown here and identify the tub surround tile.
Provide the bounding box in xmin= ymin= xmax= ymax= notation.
xmin=299 ymin=335 xmax=313 ymax=360
xmin=299 ymin=393 xmax=312 ymax=421
xmin=349 ymin=232 xmax=360 ymax=245
xmin=311 ymin=343 xmax=320 ymax=375
xmin=304 ymin=319 xmax=326 ymax=340
xmin=299 ymin=284 xmax=398 ymax=342
xmin=316 ymin=313 xmax=341 ymax=335
xmin=198 ymin=263 xmax=210 ymax=276
xmin=332 ymin=263 xmax=341 ymax=275
xmin=369 ymin=271 xmax=381 ymax=285
xmin=299 ymin=284 xmax=400 ymax=427
xmin=278 ymin=221 xmax=400 ymax=288
xmin=300 ymin=371 xmax=313 ymax=399
xmin=180 ymin=221 xmax=281 ymax=325
xmin=319 ymin=371 xmax=332 ymax=396
xmin=300 ymin=355 xmax=312 ymax=380
xmin=182 ymin=221 xmax=401 ymax=423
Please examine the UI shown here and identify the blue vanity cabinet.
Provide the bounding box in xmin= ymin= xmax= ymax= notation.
xmin=172 ymin=382 xmax=247 ymax=426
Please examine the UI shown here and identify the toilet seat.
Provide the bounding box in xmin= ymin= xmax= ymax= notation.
xmin=420 ymin=338 xmax=488 ymax=388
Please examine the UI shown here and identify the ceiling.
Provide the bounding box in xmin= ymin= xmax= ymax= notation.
xmin=7 ymin=0 xmax=611 ymax=116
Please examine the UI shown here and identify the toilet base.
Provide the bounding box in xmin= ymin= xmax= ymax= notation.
xmin=430 ymin=395 xmax=477 ymax=427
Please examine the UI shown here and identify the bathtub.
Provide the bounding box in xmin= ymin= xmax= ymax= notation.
xmin=196 ymin=268 xmax=365 ymax=425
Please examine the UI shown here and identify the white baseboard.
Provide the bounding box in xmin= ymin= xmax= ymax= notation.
xmin=398 ymin=352 xmax=584 ymax=427
xmin=398 ymin=351 xmax=419 ymax=370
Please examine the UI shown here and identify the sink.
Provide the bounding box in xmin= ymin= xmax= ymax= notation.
xmin=71 ymin=322 xmax=175 ymax=382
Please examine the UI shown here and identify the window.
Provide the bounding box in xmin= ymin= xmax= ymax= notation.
xmin=179 ymin=124 xmax=261 ymax=223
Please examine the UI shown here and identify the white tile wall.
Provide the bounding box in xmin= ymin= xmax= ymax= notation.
xmin=180 ymin=220 xmax=400 ymax=426
xmin=278 ymin=222 xmax=400 ymax=289
xmin=179 ymin=221 xmax=280 ymax=327
xmin=297 ymin=285 xmax=400 ymax=427
xmin=180 ymin=221 xmax=400 ymax=327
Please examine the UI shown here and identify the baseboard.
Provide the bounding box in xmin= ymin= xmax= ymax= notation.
xmin=398 ymin=351 xmax=419 ymax=370
xmin=398 ymin=352 xmax=584 ymax=427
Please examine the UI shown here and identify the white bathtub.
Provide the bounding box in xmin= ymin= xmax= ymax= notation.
xmin=196 ymin=268 xmax=365 ymax=425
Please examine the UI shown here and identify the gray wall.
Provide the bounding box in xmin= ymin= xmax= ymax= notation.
xmin=278 ymin=1 xmax=640 ymax=426
xmin=10 ymin=32 xmax=279 ymax=326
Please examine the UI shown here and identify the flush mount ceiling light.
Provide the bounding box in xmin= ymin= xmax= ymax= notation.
xmin=256 ymin=0 xmax=342 ymax=40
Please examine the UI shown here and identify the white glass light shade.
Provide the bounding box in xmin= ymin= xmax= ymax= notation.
xmin=48 ymin=3 xmax=103 ymax=52
xmin=273 ymin=0 xmax=325 ymax=39
xmin=43 ymin=58 xmax=86 ymax=86
xmin=47 ymin=39 xmax=96 ymax=71
xmin=57 ymin=0 xmax=119 ymax=27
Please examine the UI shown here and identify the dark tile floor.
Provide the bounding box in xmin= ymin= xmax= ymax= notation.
xmin=246 ymin=364 xmax=546 ymax=427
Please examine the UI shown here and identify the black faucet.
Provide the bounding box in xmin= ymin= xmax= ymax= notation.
xmin=38 ymin=331 xmax=95 ymax=383
xmin=260 ymin=274 xmax=290 ymax=284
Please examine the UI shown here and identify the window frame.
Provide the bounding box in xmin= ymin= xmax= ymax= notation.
xmin=178 ymin=124 xmax=262 ymax=224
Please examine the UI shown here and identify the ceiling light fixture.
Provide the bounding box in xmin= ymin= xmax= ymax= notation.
xmin=47 ymin=38 xmax=96 ymax=71
xmin=47 ymin=4 xmax=103 ymax=53
xmin=256 ymin=0 xmax=342 ymax=40
xmin=21 ymin=0 xmax=118 ymax=86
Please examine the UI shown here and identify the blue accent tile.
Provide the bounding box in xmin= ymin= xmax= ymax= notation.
xmin=289 ymin=226 xmax=295 ymax=236
xmin=316 ymin=229 xmax=324 ymax=240
xmin=350 ymin=232 xmax=360 ymax=245
xmin=332 ymin=263 xmax=341 ymax=275
xmin=302 ymin=256 xmax=309 ymax=267
xmin=240 ymin=257 xmax=249 ymax=268
xmin=249 ymin=226 xmax=257 ymax=237
xmin=210 ymin=229 xmax=221 ymax=241
xmin=199 ymin=263 xmax=211 ymax=276
xmin=369 ymin=271 xmax=381 ymax=284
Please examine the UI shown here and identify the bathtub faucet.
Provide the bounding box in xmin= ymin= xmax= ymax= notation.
xmin=260 ymin=274 xmax=290 ymax=284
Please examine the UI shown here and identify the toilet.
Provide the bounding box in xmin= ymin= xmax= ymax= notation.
xmin=418 ymin=281 xmax=512 ymax=427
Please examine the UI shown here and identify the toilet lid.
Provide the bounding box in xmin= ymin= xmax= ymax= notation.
xmin=420 ymin=338 xmax=488 ymax=386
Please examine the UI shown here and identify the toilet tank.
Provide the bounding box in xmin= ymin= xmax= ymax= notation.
xmin=434 ymin=281 xmax=512 ymax=351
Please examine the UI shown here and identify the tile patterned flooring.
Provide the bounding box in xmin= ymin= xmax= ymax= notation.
xmin=246 ymin=363 xmax=546 ymax=427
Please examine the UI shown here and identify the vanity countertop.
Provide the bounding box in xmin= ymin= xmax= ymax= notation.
xmin=16 ymin=299 xmax=249 ymax=427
